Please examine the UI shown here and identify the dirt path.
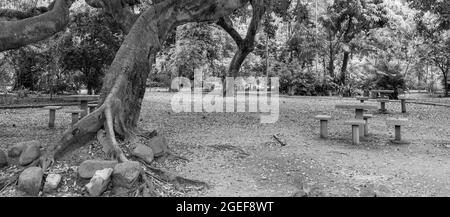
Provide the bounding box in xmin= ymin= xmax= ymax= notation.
xmin=141 ymin=93 xmax=450 ymax=197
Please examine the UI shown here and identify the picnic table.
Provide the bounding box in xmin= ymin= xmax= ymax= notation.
xmin=336 ymin=103 xmax=378 ymax=137
xmin=62 ymin=95 xmax=99 ymax=118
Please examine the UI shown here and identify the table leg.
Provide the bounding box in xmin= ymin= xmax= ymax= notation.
xmin=401 ymin=99 xmax=406 ymax=113
xmin=380 ymin=102 xmax=386 ymax=112
xmin=80 ymin=100 xmax=88 ymax=118
xmin=355 ymin=109 xmax=365 ymax=138
xmin=395 ymin=125 xmax=401 ymax=141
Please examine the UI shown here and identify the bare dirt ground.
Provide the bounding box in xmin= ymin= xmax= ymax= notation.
xmin=1 ymin=91 xmax=450 ymax=197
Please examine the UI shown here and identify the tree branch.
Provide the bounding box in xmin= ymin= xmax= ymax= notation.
xmin=85 ymin=0 xmax=141 ymax=34
xmin=0 ymin=0 xmax=73 ymax=52
xmin=217 ymin=16 xmax=244 ymax=46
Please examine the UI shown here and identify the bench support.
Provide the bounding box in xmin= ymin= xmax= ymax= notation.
xmin=395 ymin=125 xmax=401 ymax=141
xmin=352 ymin=125 xmax=360 ymax=145
xmin=320 ymin=120 xmax=328 ymax=139
xmin=71 ymin=113 xmax=79 ymax=126
xmin=49 ymin=110 xmax=56 ymax=128
xmin=400 ymin=99 xmax=406 ymax=113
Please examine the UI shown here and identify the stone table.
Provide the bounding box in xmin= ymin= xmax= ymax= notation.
xmin=336 ymin=103 xmax=378 ymax=137
xmin=62 ymin=95 xmax=99 ymax=118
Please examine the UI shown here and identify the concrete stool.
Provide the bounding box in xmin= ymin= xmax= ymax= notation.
xmin=386 ymin=118 xmax=409 ymax=144
xmin=363 ymin=114 xmax=373 ymax=137
xmin=43 ymin=106 xmax=62 ymax=129
xmin=345 ymin=119 xmax=366 ymax=145
xmin=356 ymin=97 xmax=369 ymax=103
xmin=65 ymin=110 xmax=85 ymax=127
xmin=398 ymin=97 xmax=407 ymax=113
xmin=315 ymin=115 xmax=332 ymax=139
xmin=88 ymin=104 xmax=98 ymax=113
xmin=377 ymin=99 xmax=389 ymax=113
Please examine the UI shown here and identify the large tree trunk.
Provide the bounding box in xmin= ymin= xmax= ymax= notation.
xmin=217 ymin=0 xmax=265 ymax=95
xmin=45 ymin=0 xmax=250 ymax=164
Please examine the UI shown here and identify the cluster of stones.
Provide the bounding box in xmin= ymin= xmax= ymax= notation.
xmin=1 ymin=135 xmax=168 ymax=197
xmin=1 ymin=140 xmax=43 ymax=170
xmin=81 ymin=136 xmax=168 ymax=196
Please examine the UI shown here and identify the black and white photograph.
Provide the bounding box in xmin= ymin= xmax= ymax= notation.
xmin=1 ymin=0 xmax=450 ymax=205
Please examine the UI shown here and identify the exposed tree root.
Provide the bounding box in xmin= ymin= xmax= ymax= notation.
xmin=145 ymin=166 xmax=209 ymax=190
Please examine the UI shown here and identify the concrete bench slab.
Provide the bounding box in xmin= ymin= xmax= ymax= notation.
xmin=386 ymin=118 xmax=408 ymax=126
xmin=43 ymin=106 xmax=63 ymax=110
xmin=363 ymin=114 xmax=373 ymax=119
xmin=315 ymin=115 xmax=331 ymax=120
xmin=344 ymin=119 xmax=366 ymax=126
xmin=356 ymin=97 xmax=369 ymax=103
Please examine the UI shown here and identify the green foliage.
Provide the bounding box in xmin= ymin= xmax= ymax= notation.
xmin=370 ymin=61 xmax=406 ymax=99
xmin=61 ymin=12 xmax=124 ymax=94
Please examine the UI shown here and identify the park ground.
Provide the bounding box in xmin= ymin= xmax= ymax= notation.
xmin=1 ymin=91 xmax=450 ymax=197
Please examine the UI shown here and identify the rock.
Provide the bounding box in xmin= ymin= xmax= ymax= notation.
xmin=132 ymin=144 xmax=154 ymax=164
xmin=8 ymin=140 xmax=39 ymax=158
xmin=111 ymin=186 xmax=130 ymax=197
xmin=19 ymin=143 xmax=41 ymax=166
xmin=292 ymin=190 xmax=308 ymax=197
xmin=148 ymin=136 xmax=169 ymax=157
xmin=0 ymin=149 xmax=8 ymax=168
xmin=359 ymin=185 xmax=377 ymax=197
xmin=18 ymin=167 xmax=43 ymax=196
xmin=112 ymin=161 xmax=142 ymax=189
xmin=78 ymin=160 xmax=118 ymax=179
xmin=85 ymin=168 xmax=113 ymax=197
xmin=43 ymin=174 xmax=62 ymax=193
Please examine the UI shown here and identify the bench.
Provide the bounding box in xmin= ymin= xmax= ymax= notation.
xmin=315 ymin=115 xmax=331 ymax=139
xmin=43 ymin=106 xmax=62 ymax=129
xmin=345 ymin=119 xmax=366 ymax=145
xmin=356 ymin=97 xmax=369 ymax=103
xmin=88 ymin=104 xmax=98 ymax=113
xmin=363 ymin=114 xmax=373 ymax=137
xmin=377 ymin=99 xmax=389 ymax=113
xmin=386 ymin=118 xmax=409 ymax=144
xmin=65 ymin=110 xmax=85 ymax=127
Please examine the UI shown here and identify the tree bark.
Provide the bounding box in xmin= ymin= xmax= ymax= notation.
xmin=0 ymin=0 xmax=73 ymax=52
xmin=444 ymin=70 xmax=449 ymax=97
xmin=44 ymin=0 xmax=250 ymax=164
xmin=85 ymin=0 xmax=141 ymax=34
xmin=340 ymin=51 xmax=350 ymax=86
